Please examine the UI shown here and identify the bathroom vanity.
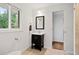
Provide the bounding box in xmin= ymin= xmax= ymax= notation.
xmin=31 ymin=33 xmax=44 ymax=51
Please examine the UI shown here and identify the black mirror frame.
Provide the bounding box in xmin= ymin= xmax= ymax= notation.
xmin=36 ymin=16 xmax=44 ymax=30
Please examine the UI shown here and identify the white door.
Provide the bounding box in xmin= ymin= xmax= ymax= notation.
xmin=53 ymin=11 xmax=64 ymax=42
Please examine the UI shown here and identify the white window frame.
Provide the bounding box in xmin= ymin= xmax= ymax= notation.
xmin=0 ymin=3 xmax=21 ymax=32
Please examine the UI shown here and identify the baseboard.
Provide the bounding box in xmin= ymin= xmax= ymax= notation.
xmin=66 ymin=50 xmax=74 ymax=55
xmin=75 ymin=52 xmax=79 ymax=55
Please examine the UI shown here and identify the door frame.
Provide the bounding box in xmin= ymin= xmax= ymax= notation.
xmin=52 ymin=10 xmax=64 ymax=50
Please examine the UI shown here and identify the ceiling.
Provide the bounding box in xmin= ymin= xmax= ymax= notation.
xmin=11 ymin=3 xmax=59 ymax=9
xmin=25 ymin=3 xmax=55 ymax=9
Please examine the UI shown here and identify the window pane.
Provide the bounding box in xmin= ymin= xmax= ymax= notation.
xmin=0 ymin=7 xmax=8 ymax=28
xmin=11 ymin=8 xmax=20 ymax=28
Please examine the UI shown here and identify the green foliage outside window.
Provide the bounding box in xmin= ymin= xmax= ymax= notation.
xmin=0 ymin=10 xmax=8 ymax=28
xmin=0 ymin=6 xmax=20 ymax=29
xmin=11 ymin=12 xmax=17 ymax=28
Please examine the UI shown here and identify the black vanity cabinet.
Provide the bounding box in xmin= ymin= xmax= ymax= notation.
xmin=31 ymin=34 xmax=44 ymax=51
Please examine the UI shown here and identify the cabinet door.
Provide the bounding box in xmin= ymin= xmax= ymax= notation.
xmin=32 ymin=35 xmax=42 ymax=50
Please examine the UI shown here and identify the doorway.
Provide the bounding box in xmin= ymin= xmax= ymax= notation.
xmin=52 ymin=11 xmax=64 ymax=50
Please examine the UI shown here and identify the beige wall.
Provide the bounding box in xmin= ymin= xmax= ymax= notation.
xmin=75 ymin=4 xmax=79 ymax=54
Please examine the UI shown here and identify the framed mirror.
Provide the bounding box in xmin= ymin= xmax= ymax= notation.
xmin=36 ymin=16 xmax=44 ymax=30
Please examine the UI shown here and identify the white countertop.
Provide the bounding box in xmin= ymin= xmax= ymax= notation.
xmin=32 ymin=32 xmax=44 ymax=35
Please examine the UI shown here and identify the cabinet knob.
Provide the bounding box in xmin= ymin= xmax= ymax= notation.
xmin=33 ymin=43 xmax=35 ymax=46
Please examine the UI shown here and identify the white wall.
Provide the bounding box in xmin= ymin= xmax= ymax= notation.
xmin=0 ymin=3 xmax=58 ymax=55
xmin=32 ymin=8 xmax=52 ymax=48
xmin=0 ymin=3 xmax=32 ymax=54
xmin=0 ymin=3 xmax=74 ymax=54
xmin=32 ymin=4 xmax=74 ymax=54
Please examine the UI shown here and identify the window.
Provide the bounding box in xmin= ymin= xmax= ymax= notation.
xmin=0 ymin=7 xmax=8 ymax=28
xmin=11 ymin=8 xmax=20 ymax=28
xmin=0 ymin=4 xmax=20 ymax=30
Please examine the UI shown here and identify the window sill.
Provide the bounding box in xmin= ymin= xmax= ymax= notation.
xmin=0 ymin=28 xmax=23 ymax=32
